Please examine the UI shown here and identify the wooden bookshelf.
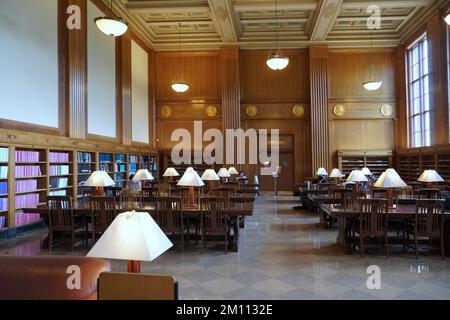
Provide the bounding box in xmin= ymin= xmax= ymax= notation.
xmin=48 ymin=150 xmax=74 ymax=197
xmin=0 ymin=146 xmax=9 ymax=230
xmin=76 ymin=151 xmax=97 ymax=199
xmin=128 ymin=154 xmax=139 ymax=175
xmin=114 ymin=153 xmax=128 ymax=188
xmin=337 ymin=150 xmax=393 ymax=178
xmin=98 ymin=152 xmax=114 ymax=180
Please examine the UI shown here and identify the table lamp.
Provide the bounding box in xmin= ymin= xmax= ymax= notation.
xmin=346 ymin=170 xmax=368 ymax=191
xmin=132 ymin=169 xmax=154 ymax=189
xmin=417 ymin=169 xmax=444 ymax=188
xmin=316 ymin=167 xmax=328 ymax=176
xmin=177 ymin=167 xmax=205 ymax=208
xmin=374 ymin=168 xmax=407 ymax=208
xmin=217 ymin=168 xmax=231 ymax=184
xmin=87 ymin=211 xmax=173 ymax=273
xmin=201 ymin=169 xmax=220 ymax=193
xmin=329 ymin=168 xmax=344 ymax=183
xmin=361 ymin=167 xmax=373 ymax=176
xmin=163 ymin=167 xmax=179 ymax=182
xmin=85 ymin=170 xmax=116 ymax=196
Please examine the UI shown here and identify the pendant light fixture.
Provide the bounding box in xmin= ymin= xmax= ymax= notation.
xmin=363 ymin=31 xmax=382 ymax=91
xmin=172 ymin=23 xmax=190 ymax=93
xmin=444 ymin=7 xmax=450 ymax=25
xmin=266 ymin=0 xmax=289 ymax=71
xmin=94 ymin=0 xmax=128 ymax=37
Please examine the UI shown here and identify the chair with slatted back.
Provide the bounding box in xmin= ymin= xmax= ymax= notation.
xmin=333 ymin=188 xmax=353 ymax=206
xmin=47 ymin=196 xmax=78 ymax=251
xmin=200 ymin=196 xmax=229 ymax=254
xmin=155 ymin=197 xmax=184 ymax=252
xmin=89 ymin=197 xmax=117 ymax=243
xmin=141 ymin=187 xmax=160 ymax=202
xmin=418 ymin=188 xmax=441 ymax=199
xmin=356 ymin=198 xmax=389 ymax=257
xmin=120 ymin=191 xmax=142 ymax=209
xmin=413 ymin=199 xmax=445 ymax=259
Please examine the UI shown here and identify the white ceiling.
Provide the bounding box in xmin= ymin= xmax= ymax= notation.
xmin=110 ymin=0 xmax=447 ymax=50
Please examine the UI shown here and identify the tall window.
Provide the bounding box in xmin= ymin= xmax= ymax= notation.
xmin=407 ymin=33 xmax=430 ymax=147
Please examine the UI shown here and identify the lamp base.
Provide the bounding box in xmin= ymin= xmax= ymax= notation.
xmin=127 ymin=260 xmax=141 ymax=273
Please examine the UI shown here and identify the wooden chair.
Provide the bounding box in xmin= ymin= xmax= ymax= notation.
xmin=357 ymin=199 xmax=389 ymax=257
xmin=155 ymin=197 xmax=184 ymax=252
xmin=89 ymin=197 xmax=117 ymax=242
xmin=120 ymin=191 xmax=142 ymax=208
xmin=418 ymin=188 xmax=441 ymax=199
xmin=200 ymin=196 xmax=230 ymax=254
xmin=412 ymin=199 xmax=445 ymax=259
xmin=98 ymin=272 xmax=178 ymax=300
xmin=141 ymin=187 xmax=160 ymax=202
xmin=47 ymin=196 xmax=78 ymax=251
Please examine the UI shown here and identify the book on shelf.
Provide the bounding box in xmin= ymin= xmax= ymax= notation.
xmin=15 ymin=193 xmax=40 ymax=208
xmin=15 ymin=166 xmax=42 ymax=178
xmin=49 ymin=152 xmax=70 ymax=163
xmin=77 ymin=163 xmax=92 ymax=174
xmin=0 ymin=166 xmax=7 ymax=179
xmin=15 ymin=150 xmax=40 ymax=162
xmin=49 ymin=165 xmax=70 ymax=175
xmin=15 ymin=212 xmax=41 ymax=226
xmin=115 ymin=154 xmax=125 ymax=163
xmin=0 ymin=148 xmax=8 ymax=162
xmin=15 ymin=180 xmax=38 ymax=193
xmin=0 ymin=182 xmax=7 ymax=194
xmin=50 ymin=177 xmax=68 ymax=188
xmin=99 ymin=153 xmax=112 ymax=163
xmin=99 ymin=163 xmax=111 ymax=172
xmin=77 ymin=152 xmax=92 ymax=162
xmin=0 ymin=216 xmax=6 ymax=229
xmin=0 ymin=198 xmax=8 ymax=211
xmin=129 ymin=155 xmax=139 ymax=163
xmin=49 ymin=190 xmax=67 ymax=196
xmin=114 ymin=164 xmax=126 ymax=172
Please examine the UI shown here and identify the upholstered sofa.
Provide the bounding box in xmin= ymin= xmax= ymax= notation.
xmin=0 ymin=255 xmax=111 ymax=300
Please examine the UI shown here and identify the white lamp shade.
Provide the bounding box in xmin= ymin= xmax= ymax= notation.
xmin=445 ymin=12 xmax=450 ymax=25
xmin=374 ymin=169 xmax=407 ymax=188
xmin=228 ymin=167 xmax=239 ymax=175
xmin=87 ymin=211 xmax=173 ymax=262
xmin=163 ymin=167 xmax=180 ymax=177
xmin=132 ymin=169 xmax=154 ymax=182
xmin=217 ymin=168 xmax=231 ymax=178
xmin=363 ymin=80 xmax=382 ymax=91
xmin=266 ymin=54 xmax=289 ymax=70
xmin=347 ymin=170 xmax=368 ymax=182
xmin=95 ymin=17 xmax=128 ymax=37
xmin=417 ymin=170 xmax=444 ymax=183
xmin=177 ymin=167 xmax=205 ymax=187
xmin=85 ymin=171 xmax=116 ymax=187
xmin=171 ymin=83 xmax=189 ymax=93
xmin=361 ymin=167 xmax=373 ymax=176
xmin=329 ymin=168 xmax=344 ymax=178
xmin=201 ymin=169 xmax=220 ymax=181
xmin=316 ymin=168 xmax=328 ymax=176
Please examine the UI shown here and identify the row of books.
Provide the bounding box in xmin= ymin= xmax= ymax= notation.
xmin=15 ymin=150 xmax=40 ymax=162
xmin=49 ymin=152 xmax=70 ymax=163
xmin=115 ymin=164 xmax=127 ymax=173
xmin=0 ymin=182 xmax=7 ymax=194
xmin=0 ymin=148 xmax=8 ymax=162
xmin=129 ymin=155 xmax=139 ymax=163
xmin=78 ymin=163 xmax=92 ymax=174
xmin=15 ymin=166 xmax=42 ymax=178
xmin=50 ymin=177 xmax=68 ymax=189
xmin=15 ymin=180 xmax=38 ymax=193
xmin=0 ymin=166 xmax=8 ymax=179
xmin=115 ymin=154 xmax=126 ymax=163
xmin=0 ymin=216 xmax=5 ymax=229
xmin=15 ymin=212 xmax=41 ymax=226
xmin=99 ymin=163 xmax=111 ymax=172
xmin=49 ymin=165 xmax=70 ymax=175
xmin=49 ymin=190 xmax=67 ymax=196
xmin=0 ymin=198 xmax=7 ymax=211
xmin=77 ymin=152 xmax=93 ymax=163
xmin=15 ymin=193 xmax=40 ymax=209
xmin=99 ymin=153 xmax=112 ymax=163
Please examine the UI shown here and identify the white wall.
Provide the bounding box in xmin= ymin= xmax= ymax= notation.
xmin=131 ymin=40 xmax=149 ymax=144
xmin=0 ymin=0 xmax=58 ymax=127
xmin=87 ymin=1 xmax=116 ymax=138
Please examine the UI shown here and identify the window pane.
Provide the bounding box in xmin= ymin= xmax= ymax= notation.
xmin=412 ymin=63 xmax=420 ymax=81
xmin=413 ymin=98 xmax=421 ymax=114
xmin=414 ymin=132 xmax=422 ymax=147
xmin=423 ymin=56 xmax=429 ymax=75
xmin=423 ymin=75 xmax=429 ymax=94
xmin=412 ymin=46 xmax=419 ymax=65
xmin=423 ymin=39 xmax=428 ymax=59
xmin=424 ymin=112 xmax=430 ymax=130
xmin=413 ymin=81 xmax=420 ymax=99
xmin=414 ymin=115 xmax=421 ymax=132
xmin=423 ymin=93 xmax=429 ymax=111
xmin=424 ymin=130 xmax=430 ymax=146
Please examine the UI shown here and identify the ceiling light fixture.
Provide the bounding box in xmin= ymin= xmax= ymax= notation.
xmin=445 ymin=7 xmax=450 ymax=25
xmin=172 ymin=23 xmax=190 ymax=93
xmin=266 ymin=0 xmax=289 ymax=71
xmin=94 ymin=0 xmax=128 ymax=37
xmin=363 ymin=31 xmax=382 ymax=91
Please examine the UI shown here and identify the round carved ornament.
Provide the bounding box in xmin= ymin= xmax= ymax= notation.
xmin=246 ymin=105 xmax=258 ymax=117
xmin=380 ymin=104 xmax=393 ymax=117
xmin=161 ymin=105 xmax=173 ymax=118
xmin=206 ymin=105 xmax=218 ymax=118
xmin=292 ymin=104 xmax=305 ymax=117
xmin=333 ymin=104 xmax=346 ymax=117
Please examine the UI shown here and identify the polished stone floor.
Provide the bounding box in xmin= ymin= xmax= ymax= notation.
xmin=1 ymin=194 xmax=450 ymax=300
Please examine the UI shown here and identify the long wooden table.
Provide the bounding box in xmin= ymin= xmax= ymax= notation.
xmin=22 ymin=199 xmax=254 ymax=253
xmin=319 ymin=203 xmax=450 ymax=255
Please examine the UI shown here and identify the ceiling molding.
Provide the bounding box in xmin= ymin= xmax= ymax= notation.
xmin=310 ymin=0 xmax=344 ymax=41
xmin=207 ymin=0 xmax=238 ymax=42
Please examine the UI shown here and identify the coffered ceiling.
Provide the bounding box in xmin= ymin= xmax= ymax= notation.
xmin=110 ymin=0 xmax=447 ymax=50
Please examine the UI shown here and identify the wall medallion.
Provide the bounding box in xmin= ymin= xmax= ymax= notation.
xmin=161 ymin=105 xmax=172 ymax=118
xmin=333 ymin=104 xmax=346 ymax=117
xmin=246 ymin=105 xmax=258 ymax=117
xmin=292 ymin=104 xmax=305 ymax=117
xmin=206 ymin=105 xmax=218 ymax=118
xmin=380 ymin=104 xmax=393 ymax=117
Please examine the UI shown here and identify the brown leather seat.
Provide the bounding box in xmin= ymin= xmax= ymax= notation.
xmin=0 ymin=255 xmax=111 ymax=300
